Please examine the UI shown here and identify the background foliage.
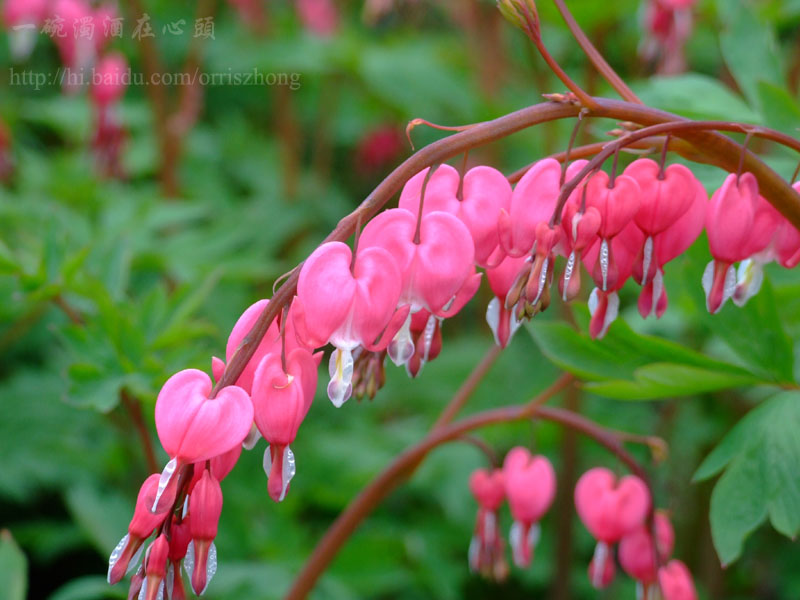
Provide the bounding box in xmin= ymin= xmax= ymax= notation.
xmin=2 ymin=0 xmax=800 ymax=598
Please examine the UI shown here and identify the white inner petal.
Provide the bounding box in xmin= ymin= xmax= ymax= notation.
xmin=641 ymin=236 xmax=654 ymax=285
xmin=387 ymin=313 xmax=414 ymax=367
xmin=485 ymin=297 xmax=501 ymax=347
xmin=327 ymin=347 xmax=354 ymax=407
xmin=151 ymin=457 xmax=178 ymax=512
xmin=562 ymin=252 xmax=576 ymax=301
xmin=107 ymin=533 xmax=129 ymax=583
xmin=599 ymin=239 xmax=610 ymax=291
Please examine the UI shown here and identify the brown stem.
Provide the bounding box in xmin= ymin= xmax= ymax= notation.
xmin=53 ymin=295 xmax=84 ymax=325
xmin=518 ymin=6 xmax=600 ymax=110
xmin=120 ymin=388 xmax=160 ymax=474
xmin=551 ymin=118 xmax=800 ymax=225
xmin=212 ymin=99 xmax=800 ymax=397
xmin=283 ymin=375 xmax=663 ymax=600
xmin=551 ymin=0 xmax=643 ymax=104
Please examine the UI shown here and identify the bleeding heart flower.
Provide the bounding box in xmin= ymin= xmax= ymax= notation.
xmin=152 ymin=369 xmax=252 ymax=513
xmin=295 ymin=241 xmax=409 ymax=406
xmin=91 ymin=52 xmax=128 ymax=108
xmin=405 ymin=309 xmax=443 ymax=378
xmin=559 ymin=203 xmax=602 ymax=302
xmin=468 ymin=468 xmax=508 ymax=581
xmin=108 ymin=474 xmax=171 ymax=585
xmin=503 ymin=447 xmax=556 ymax=567
xmin=399 ymin=164 xmax=512 ymax=267
xmin=486 ymin=255 xmax=529 ymax=348
xmin=187 ymin=470 xmax=223 ymax=596
xmin=703 ymin=172 xmax=761 ymax=313
xmin=583 ymin=221 xmax=645 ymax=338
xmin=637 ymin=178 xmax=707 ymax=319
xmin=359 ymin=207 xmax=478 ymax=365
xmin=51 ymin=0 xmax=96 ymax=80
xmin=251 ymin=348 xmax=320 ymax=502
xmin=619 ymin=511 xmax=675 ymax=585
xmin=658 ymin=560 xmax=698 ymax=600
xmin=583 ymin=170 xmax=642 ymax=293
xmin=499 ymin=158 xmax=588 ymax=257
xmin=2 ymin=0 xmax=48 ymax=59
xmin=575 ymin=467 xmax=651 ymax=589
xmin=587 ymin=553 xmax=616 ymax=589
xmin=140 ymin=533 xmax=169 ymax=600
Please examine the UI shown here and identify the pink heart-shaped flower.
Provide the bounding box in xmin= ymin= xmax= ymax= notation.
xmin=503 ymin=446 xmax=556 ymax=524
xmin=625 ymin=158 xmax=698 ymax=236
xmin=619 ymin=511 xmax=675 ymax=583
xmin=585 ymin=170 xmax=641 ymax=240
xmin=359 ymin=208 xmax=475 ymax=315
xmin=251 ymin=348 xmax=319 ymax=447
xmin=706 ymin=172 xmax=759 ymax=264
xmin=296 ymin=241 xmax=403 ymax=349
xmin=574 ymin=467 xmax=651 ymax=543
xmin=469 ymin=468 xmax=506 ymax=512
xmin=154 ymin=369 xmax=253 ymax=464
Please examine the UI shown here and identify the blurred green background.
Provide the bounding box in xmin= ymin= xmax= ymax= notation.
xmin=2 ymin=0 xmax=800 ymax=598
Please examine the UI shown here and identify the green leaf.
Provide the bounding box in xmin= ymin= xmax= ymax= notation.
xmin=64 ymin=484 xmax=131 ymax=555
xmin=0 ymin=239 xmax=19 ymax=274
xmin=586 ymin=363 xmax=759 ymax=400
xmin=696 ymin=392 xmax=800 ymax=564
xmin=49 ymin=576 xmax=125 ymax=600
xmin=756 ymin=81 xmax=800 ymax=135
xmin=633 ymin=74 xmax=760 ymax=122
xmin=529 ymin=317 xmax=760 ymax=399
xmin=0 ymin=530 xmax=27 ymax=600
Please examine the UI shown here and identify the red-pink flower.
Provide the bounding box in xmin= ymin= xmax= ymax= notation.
xmin=575 ymin=467 xmax=650 ymax=589
xmin=502 ymin=447 xmax=556 ymax=567
xmin=619 ymin=511 xmax=675 ymax=586
xmin=658 ymin=559 xmax=698 ymax=600
xmin=405 ymin=309 xmax=443 ymax=378
xmin=152 ymin=369 xmax=251 ymax=513
xmin=468 ymin=468 xmax=508 ymax=580
xmin=583 ymin=221 xmax=645 ymax=338
xmin=108 ymin=474 xmax=170 ymax=585
xmin=251 ymin=348 xmax=320 ymax=502
xmin=499 ymin=158 xmax=588 ymax=257
xmin=399 ymin=164 xmax=512 ymax=267
xmin=187 ymin=470 xmax=223 ymax=595
xmin=486 ymin=255 xmax=529 ymax=348
xmin=140 ymin=533 xmax=169 ymax=600
xmin=583 ymin=169 xmax=642 ymax=293
xmin=51 ymin=0 xmax=96 ymax=79
xmin=559 ymin=202 xmax=601 ymax=302
xmin=295 ymin=241 xmax=408 ymax=406
xmin=703 ymin=172 xmax=778 ymax=313
xmin=359 ymin=207 xmax=479 ymax=365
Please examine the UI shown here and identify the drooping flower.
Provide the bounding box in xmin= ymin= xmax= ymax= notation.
xmin=187 ymin=470 xmax=223 ymax=595
xmin=51 ymin=0 xmax=96 ymax=80
xmin=152 ymin=369 xmax=252 ymax=511
xmin=296 ymin=0 xmax=339 ymax=36
xmin=167 ymin=515 xmax=192 ymax=600
xmin=108 ymin=474 xmax=170 ymax=585
xmin=574 ymin=467 xmax=651 ymax=589
xmin=703 ymin=172 xmax=775 ymax=313
xmin=398 ymin=164 xmax=512 ymax=267
xmin=359 ymin=207 xmax=479 ymax=365
xmin=658 ymin=559 xmax=698 ymax=600
xmin=583 ymin=221 xmax=645 ymax=338
xmin=624 ymin=158 xmax=699 ymax=284
xmin=559 ymin=202 xmax=601 ymax=302
xmin=405 ymin=309 xmax=443 ymax=378
xmin=294 ymin=241 xmax=409 ymax=406
xmin=583 ymin=169 xmax=642 ymax=293
xmin=635 ymin=177 xmax=707 ymax=319
xmin=502 ymin=447 xmax=556 ymax=567
xmin=486 ymin=254 xmax=529 ymax=348
xmin=139 ymin=533 xmax=169 ymax=600
xmin=251 ymin=347 xmax=320 ymax=502
xmin=498 ymin=158 xmax=588 ymax=257
xmin=468 ymin=468 xmax=508 ymax=581
xmin=619 ymin=511 xmax=675 ymax=594
xmin=90 ymin=53 xmax=128 ymax=178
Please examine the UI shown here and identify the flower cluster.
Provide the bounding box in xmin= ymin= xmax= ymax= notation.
xmin=109 ymin=155 xmax=797 ymax=597
xmin=468 ymin=460 xmax=697 ymax=599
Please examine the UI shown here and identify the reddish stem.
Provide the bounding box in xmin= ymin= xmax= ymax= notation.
xmin=551 ymin=0 xmax=643 ymax=104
